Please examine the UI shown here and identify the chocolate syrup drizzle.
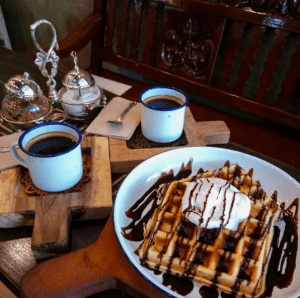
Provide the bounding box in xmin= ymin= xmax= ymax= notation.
xmin=263 ymin=198 xmax=299 ymax=297
xmin=199 ymin=285 xmax=219 ymax=298
xmin=121 ymin=161 xmax=299 ymax=298
xmin=162 ymin=273 xmax=194 ymax=296
xmin=121 ymin=160 xmax=192 ymax=242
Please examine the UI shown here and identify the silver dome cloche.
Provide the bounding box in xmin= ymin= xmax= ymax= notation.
xmin=1 ymin=72 xmax=52 ymax=130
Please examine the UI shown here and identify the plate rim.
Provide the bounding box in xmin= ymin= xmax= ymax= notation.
xmin=113 ymin=146 xmax=300 ymax=298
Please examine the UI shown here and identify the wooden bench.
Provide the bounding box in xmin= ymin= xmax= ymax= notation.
xmin=51 ymin=0 xmax=300 ymax=170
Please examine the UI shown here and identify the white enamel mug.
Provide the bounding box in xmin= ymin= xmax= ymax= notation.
xmin=10 ymin=122 xmax=83 ymax=192
xmin=140 ymin=86 xmax=188 ymax=143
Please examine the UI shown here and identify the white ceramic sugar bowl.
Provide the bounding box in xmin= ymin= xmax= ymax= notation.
xmin=58 ymin=51 xmax=106 ymax=119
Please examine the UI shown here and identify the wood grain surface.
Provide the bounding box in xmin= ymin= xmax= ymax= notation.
xmin=21 ymin=215 xmax=169 ymax=298
xmin=0 ymin=281 xmax=17 ymax=298
xmin=109 ymin=107 xmax=230 ymax=173
xmin=0 ymin=114 xmax=229 ymax=259
xmin=0 ymin=136 xmax=112 ymax=259
xmin=18 ymin=110 xmax=230 ymax=297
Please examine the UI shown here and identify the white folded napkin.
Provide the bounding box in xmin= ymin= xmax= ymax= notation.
xmin=92 ymin=75 xmax=132 ymax=96
xmin=0 ymin=132 xmax=23 ymax=171
xmin=86 ymin=97 xmax=141 ymax=140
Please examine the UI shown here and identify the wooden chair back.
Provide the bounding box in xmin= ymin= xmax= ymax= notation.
xmin=90 ymin=0 xmax=300 ymax=130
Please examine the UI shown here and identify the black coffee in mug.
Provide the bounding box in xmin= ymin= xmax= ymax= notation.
xmin=25 ymin=132 xmax=78 ymax=155
xmin=143 ymin=95 xmax=183 ymax=110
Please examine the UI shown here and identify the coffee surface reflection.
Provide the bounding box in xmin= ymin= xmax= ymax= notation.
xmin=143 ymin=95 xmax=183 ymax=110
xmin=25 ymin=132 xmax=77 ymax=155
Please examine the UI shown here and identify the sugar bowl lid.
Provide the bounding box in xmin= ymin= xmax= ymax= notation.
xmin=62 ymin=51 xmax=95 ymax=89
xmin=4 ymin=72 xmax=43 ymax=99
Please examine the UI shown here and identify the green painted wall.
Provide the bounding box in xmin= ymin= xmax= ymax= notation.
xmin=1 ymin=0 xmax=92 ymax=52
xmin=1 ymin=0 xmax=93 ymax=69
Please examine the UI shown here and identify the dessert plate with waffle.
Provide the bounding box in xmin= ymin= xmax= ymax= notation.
xmin=114 ymin=147 xmax=299 ymax=298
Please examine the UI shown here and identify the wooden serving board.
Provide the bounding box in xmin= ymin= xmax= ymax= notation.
xmin=0 ymin=109 xmax=229 ymax=260
xmin=109 ymin=107 xmax=230 ymax=173
xmin=21 ymin=215 xmax=169 ymax=298
xmin=0 ymin=136 xmax=112 ymax=259
xmin=19 ymin=114 xmax=230 ymax=297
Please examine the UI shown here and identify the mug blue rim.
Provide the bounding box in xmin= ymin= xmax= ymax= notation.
xmin=18 ymin=122 xmax=82 ymax=158
xmin=139 ymin=86 xmax=189 ymax=111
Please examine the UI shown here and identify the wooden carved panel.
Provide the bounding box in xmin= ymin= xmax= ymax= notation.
xmin=220 ymin=0 xmax=300 ymax=19
xmin=157 ymin=6 xmax=225 ymax=84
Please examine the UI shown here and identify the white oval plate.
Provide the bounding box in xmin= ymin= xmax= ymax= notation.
xmin=113 ymin=147 xmax=300 ymax=298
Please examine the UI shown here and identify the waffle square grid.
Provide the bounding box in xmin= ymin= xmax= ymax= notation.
xmin=138 ymin=162 xmax=282 ymax=298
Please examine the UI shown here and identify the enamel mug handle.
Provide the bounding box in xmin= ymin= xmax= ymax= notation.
xmin=10 ymin=141 xmax=28 ymax=168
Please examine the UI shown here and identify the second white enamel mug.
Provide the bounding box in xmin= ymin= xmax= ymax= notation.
xmin=140 ymin=86 xmax=188 ymax=143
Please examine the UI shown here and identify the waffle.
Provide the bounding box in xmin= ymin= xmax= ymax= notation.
xmin=138 ymin=161 xmax=282 ymax=298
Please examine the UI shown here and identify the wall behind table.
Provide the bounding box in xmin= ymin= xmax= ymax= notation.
xmin=1 ymin=0 xmax=93 ymax=71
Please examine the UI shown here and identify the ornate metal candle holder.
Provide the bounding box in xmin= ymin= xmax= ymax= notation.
xmin=30 ymin=19 xmax=60 ymax=103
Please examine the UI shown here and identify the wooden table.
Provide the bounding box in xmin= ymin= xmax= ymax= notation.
xmin=0 ymin=47 xmax=299 ymax=298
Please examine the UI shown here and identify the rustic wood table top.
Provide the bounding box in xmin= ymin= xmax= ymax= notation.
xmin=0 ymin=47 xmax=299 ymax=298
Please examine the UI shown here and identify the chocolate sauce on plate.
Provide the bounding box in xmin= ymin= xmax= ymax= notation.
xmin=220 ymin=292 xmax=236 ymax=298
xmin=199 ymin=286 xmax=219 ymax=298
xmin=121 ymin=159 xmax=192 ymax=241
xmin=263 ymin=198 xmax=299 ymax=297
xmin=162 ymin=273 xmax=194 ymax=296
xmin=121 ymin=160 xmax=299 ymax=298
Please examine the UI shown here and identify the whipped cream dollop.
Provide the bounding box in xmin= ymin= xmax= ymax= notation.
xmin=181 ymin=178 xmax=251 ymax=231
